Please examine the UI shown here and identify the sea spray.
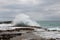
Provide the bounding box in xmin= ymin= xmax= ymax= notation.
xmin=0 ymin=24 xmax=13 ymax=30
xmin=12 ymin=14 xmax=40 ymax=27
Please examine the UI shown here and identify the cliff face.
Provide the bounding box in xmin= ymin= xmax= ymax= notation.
xmin=0 ymin=26 xmax=60 ymax=40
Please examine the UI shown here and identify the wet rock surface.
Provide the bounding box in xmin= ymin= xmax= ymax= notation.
xmin=0 ymin=27 xmax=60 ymax=40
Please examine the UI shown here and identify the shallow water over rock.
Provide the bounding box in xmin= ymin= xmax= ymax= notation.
xmin=0 ymin=26 xmax=60 ymax=40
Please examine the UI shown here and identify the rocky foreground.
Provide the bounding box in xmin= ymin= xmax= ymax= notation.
xmin=0 ymin=26 xmax=60 ymax=40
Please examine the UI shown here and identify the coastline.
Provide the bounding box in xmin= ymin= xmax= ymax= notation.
xmin=0 ymin=26 xmax=60 ymax=40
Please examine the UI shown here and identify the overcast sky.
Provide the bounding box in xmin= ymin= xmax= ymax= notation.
xmin=0 ymin=0 xmax=60 ymax=21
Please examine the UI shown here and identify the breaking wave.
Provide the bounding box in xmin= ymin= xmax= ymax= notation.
xmin=12 ymin=14 xmax=40 ymax=27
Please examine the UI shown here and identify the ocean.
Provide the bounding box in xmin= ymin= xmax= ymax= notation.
xmin=38 ymin=21 xmax=60 ymax=30
xmin=0 ymin=21 xmax=60 ymax=30
xmin=0 ymin=14 xmax=60 ymax=30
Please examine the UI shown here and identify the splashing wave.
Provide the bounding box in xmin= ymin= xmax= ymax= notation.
xmin=12 ymin=14 xmax=40 ymax=27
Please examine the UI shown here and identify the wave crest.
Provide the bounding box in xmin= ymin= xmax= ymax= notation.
xmin=12 ymin=14 xmax=40 ymax=27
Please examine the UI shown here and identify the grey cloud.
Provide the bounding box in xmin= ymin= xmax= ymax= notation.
xmin=0 ymin=0 xmax=60 ymax=21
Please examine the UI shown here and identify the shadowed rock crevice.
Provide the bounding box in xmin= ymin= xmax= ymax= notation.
xmin=0 ymin=21 xmax=12 ymax=24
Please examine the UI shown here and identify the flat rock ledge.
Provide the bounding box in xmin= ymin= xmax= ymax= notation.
xmin=0 ymin=27 xmax=60 ymax=40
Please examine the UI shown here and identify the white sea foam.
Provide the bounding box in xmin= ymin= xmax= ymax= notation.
xmin=0 ymin=24 xmax=13 ymax=30
xmin=12 ymin=14 xmax=40 ymax=26
xmin=0 ymin=14 xmax=40 ymax=30
xmin=48 ymin=27 xmax=60 ymax=31
xmin=0 ymin=24 xmax=24 ymax=30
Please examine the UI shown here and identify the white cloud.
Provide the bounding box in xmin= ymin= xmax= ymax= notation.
xmin=17 ymin=0 xmax=43 ymax=5
xmin=0 ymin=0 xmax=43 ymax=6
xmin=0 ymin=0 xmax=60 ymax=21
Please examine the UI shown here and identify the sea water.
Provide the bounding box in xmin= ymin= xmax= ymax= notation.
xmin=12 ymin=14 xmax=40 ymax=26
xmin=0 ymin=14 xmax=40 ymax=30
xmin=38 ymin=21 xmax=60 ymax=30
xmin=0 ymin=14 xmax=60 ymax=30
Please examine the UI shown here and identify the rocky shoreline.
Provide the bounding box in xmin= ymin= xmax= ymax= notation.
xmin=0 ymin=26 xmax=60 ymax=40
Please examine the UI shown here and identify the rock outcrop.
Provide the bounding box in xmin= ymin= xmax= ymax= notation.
xmin=0 ymin=26 xmax=60 ymax=40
